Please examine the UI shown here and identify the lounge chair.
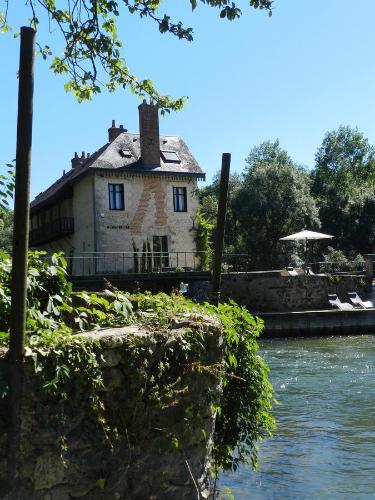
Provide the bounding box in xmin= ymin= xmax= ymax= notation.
xmin=348 ymin=292 xmax=374 ymax=309
xmin=286 ymin=266 xmax=298 ymax=276
xmin=328 ymin=294 xmax=354 ymax=311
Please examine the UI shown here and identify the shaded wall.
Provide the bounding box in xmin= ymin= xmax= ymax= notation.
xmin=221 ymin=272 xmax=366 ymax=312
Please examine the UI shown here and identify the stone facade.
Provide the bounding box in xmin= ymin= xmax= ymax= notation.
xmin=29 ymin=103 xmax=204 ymax=275
xmin=92 ymin=172 xmax=199 ymax=273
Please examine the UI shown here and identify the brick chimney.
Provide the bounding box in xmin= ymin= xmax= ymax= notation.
xmin=108 ymin=120 xmax=127 ymax=142
xmin=71 ymin=151 xmax=87 ymax=169
xmin=138 ymin=101 xmax=160 ymax=167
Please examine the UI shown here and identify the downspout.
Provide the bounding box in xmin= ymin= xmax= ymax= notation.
xmin=92 ymin=172 xmax=98 ymax=274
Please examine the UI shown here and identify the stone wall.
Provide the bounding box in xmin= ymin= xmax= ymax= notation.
xmin=221 ymin=272 xmax=366 ymax=312
xmin=92 ymin=172 xmax=199 ymax=272
xmin=0 ymin=316 xmax=223 ymax=499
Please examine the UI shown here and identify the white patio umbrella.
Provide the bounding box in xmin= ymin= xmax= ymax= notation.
xmin=279 ymin=229 xmax=334 ymax=268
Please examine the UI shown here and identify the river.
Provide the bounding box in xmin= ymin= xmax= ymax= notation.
xmin=219 ymin=335 xmax=375 ymax=499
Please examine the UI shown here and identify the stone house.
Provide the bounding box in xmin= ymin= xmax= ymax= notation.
xmin=29 ymin=102 xmax=205 ymax=274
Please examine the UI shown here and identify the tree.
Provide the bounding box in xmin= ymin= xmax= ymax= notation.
xmin=1 ymin=0 xmax=273 ymax=111
xmin=0 ymin=164 xmax=14 ymax=210
xmin=312 ymin=126 xmax=375 ymax=202
xmin=0 ymin=164 xmax=14 ymax=253
xmin=0 ymin=208 xmax=13 ymax=253
xmin=245 ymin=139 xmax=292 ymax=170
xmin=233 ymin=141 xmax=320 ymax=270
xmin=199 ymin=172 xmax=244 ymax=255
xmin=311 ymin=126 xmax=375 ymax=254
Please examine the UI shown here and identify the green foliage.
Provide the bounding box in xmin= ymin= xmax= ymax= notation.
xmin=141 ymin=241 xmax=147 ymax=273
xmin=147 ymin=239 xmax=152 ymax=271
xmin=25 ymin=328 xmax=104 ymax=412
xmin=0 ymin=251 xmax=133 ymax=335
xmin=234 ymin=142 xmax=320 ymax=270
xmin=0 ymin=252 xmax=70 ymax=334
xmin=198 ymin=131 xmax=375 ymax=269
xmin=199 ymin=173 xmax=244 ymax=256
xmin=312 ymin=126 xmax=375 ymax=255
xmin=245 ymin=139 xmax=292 ymax=171
xmin=70 ymin=288 xmax=133 ymax=330
xmin=130 ymin=291 xmax=275 ymax=471
xmin=206 ymin=300 xmax=274 ymax=471
xmin=0 ymin=252 xmax=274 ymax=479
xmin=132 ymin=239 xmax=139 ymax=273
xmin=312 ymin=126 xmax=375 ymax=201
xmin=0 ymin=163 xmax=15 ymax=210
xmin=139 ymin=239 xmax=152 ymax=273
xmin=194 ymin=210 xmax=214 ymax=270
xmin=0 ymin=208 xmax=13 ymax=253
xmin=322 ymin=246 xmax=364 ymax=273
xmin=0 ymin=164 xmax=15 ymax=254
xmin=1 ymin=1 xmax=272 ymax=110
xmin=198 ymin=141 xmax=324 ymax=270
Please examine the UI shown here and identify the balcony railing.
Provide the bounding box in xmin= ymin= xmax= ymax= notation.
xmin=62 ymin=251 xmax=250 ymax=276
xmin=29 ymin=217 xmax=74 ymax=246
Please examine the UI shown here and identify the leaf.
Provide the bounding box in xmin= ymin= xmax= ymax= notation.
xmin=96 ymin=478 xmax=106 ymax=490
xmin=171 ymin=436 xmax=180 ymax=449
xmin=113 ymin=300 xmax=122 ymax=313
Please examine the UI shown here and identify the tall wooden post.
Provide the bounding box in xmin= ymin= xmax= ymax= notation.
xmin=211 ymin=153 xmax=231 ymax=306
xmin=7 ymin=26 xmax=35 ymax=482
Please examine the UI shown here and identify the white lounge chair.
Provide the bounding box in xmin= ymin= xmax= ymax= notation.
xmin=328 ymin=294 xmax=354 ymax=311
xmin=348 ymin=292 xmax=374 ymax=309
xmin=286 ymin=266 xmax=298 ymax=276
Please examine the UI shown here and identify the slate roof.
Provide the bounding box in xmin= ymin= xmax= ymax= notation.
xmin=30 ymin=133 xmax=205 ymax=211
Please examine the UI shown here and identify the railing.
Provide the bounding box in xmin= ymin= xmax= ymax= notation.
xmin=310 ymin=260 xmax=366 ymax=275
xmin=62 ymin=251 xmax=251 ymax=276
xmin=30 ymin=217 xmax=74 ymax=246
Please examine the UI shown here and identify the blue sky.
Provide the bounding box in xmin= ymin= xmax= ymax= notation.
xmin=1 ymin=0 xmax=375 ymax=200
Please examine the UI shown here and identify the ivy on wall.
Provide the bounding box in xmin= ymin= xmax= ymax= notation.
xmin=194 ymin=210 xmax=214 ymax=271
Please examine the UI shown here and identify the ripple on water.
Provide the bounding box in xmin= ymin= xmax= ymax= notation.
xmin=219 ymin=335 xmax=375 ymax=500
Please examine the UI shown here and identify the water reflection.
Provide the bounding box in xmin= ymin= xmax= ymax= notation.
xmin=219 ymin=335 xmax=375 ymax=499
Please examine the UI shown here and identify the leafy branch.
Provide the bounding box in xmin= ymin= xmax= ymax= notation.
xmin=1 ymin=0 xmax=273 ymax=111
xmin=0 ymin=163 xmax=15 ymax=210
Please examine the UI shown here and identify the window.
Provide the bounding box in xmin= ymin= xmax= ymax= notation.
xmin=161 ymin=150 xmax=180 ymax=163
xmin=153 ymin=236 xmax=169 ymax=268
xmin=119 ymin=148 xmax=132 ymax=158
xmin=173 ymin=187 xmax=187 ymax=212
xmin=108 ymin=184 xmax=124 ymax=210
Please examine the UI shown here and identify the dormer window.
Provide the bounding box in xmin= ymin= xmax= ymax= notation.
xmin=161 ymin=150 xmax=180 ymax=163
xmin=119 ymin=148 xmax=132 ymax=158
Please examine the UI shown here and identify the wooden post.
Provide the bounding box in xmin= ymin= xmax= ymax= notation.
xmin=211 ymin=153 xmax=231 ymax=306
xmin=7 ymin=26 xmax=35 ymax=482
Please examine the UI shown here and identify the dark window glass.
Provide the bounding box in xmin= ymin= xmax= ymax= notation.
xmin=161 ymin=150 xmax=180 ymax=163
xmin=173 ymin=187 xmax=187 ymax=212
xmin=108 ymin=184 xmax=124 ymax=210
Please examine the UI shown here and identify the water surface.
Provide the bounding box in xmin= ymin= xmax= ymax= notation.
xmin=219 ymin=335 xmax=375 ymax=499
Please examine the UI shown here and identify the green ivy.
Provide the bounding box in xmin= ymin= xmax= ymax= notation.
xmin=0 ymin=252 xmax=274 ymax=482
xmin=130 ymin=291 xmax=275 ymax=471
xmin=194 ymin=209 xmax=214 ymax=271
